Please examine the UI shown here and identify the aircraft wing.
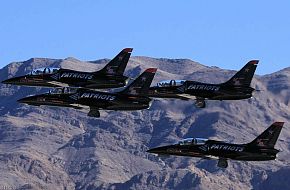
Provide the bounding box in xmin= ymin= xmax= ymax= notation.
xmin=175 ymin=94 xmax=196 ymax=100
xmin=47 ymin=81 xmax=70 ymax=87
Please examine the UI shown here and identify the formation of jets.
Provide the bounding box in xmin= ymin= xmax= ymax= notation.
xmin=2 ymin=48 xmax=284 ymax=168
xmin=17 ymin=68 xmax=157 ymax=118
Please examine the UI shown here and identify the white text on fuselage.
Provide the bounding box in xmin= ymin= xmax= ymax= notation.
xmin=210 ymin=144 xmax=244 ymax=152
xmin=80 ymin=93 xmax=116 ymax=101
xmin=60 ymin=73 xmax=93 ymax=80
xmin=187 ymin=84 xmax=220 ymax=91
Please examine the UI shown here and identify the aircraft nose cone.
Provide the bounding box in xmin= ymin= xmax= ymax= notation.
xmin=17 ymin=96 xmax=35 ymax=104
xmin=146 ymin=149 xmax=155 ymax=153
xmin=147 ymin=147 xmax=167 ymax=154
xmin=2 ymin=78 xmax=15 ymax=84
xmin=17 ymin=97 xmax=29 ymax=103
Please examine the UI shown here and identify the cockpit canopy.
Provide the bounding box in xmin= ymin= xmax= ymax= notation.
xmin=156 ymin=80 xmax=185 ymax=87
xmin=29 ymin=67 xmax=60 ymax=75
xmin=48 ymin=87 xmax=78 ymax=94
xmin=177 ymin=138 xmax=208 ymax=146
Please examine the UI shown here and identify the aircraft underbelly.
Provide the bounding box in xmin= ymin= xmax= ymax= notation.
xmin=210 ymin=90 xmax=252 ymax=100
xmin=75 ymin=97 xmax=149 ymax=110
xmin=70 ymin=104 xmax=90 ymax=109
xmin=56 ymin=78 xmax=125 ymax=89
xmin=8 ymin=76 xmax=59 ymax=87
xmin=176 ymin=94 xmax=196 ymax=99
xmin=47 ymin=81 xmax=69 ymax=87
xmin=211 ymin=94 xmax=251 ymax=100
xmin=29 ymin=100 xmax=75 ymax=108
xmin=232 ymin=153 xmax=276 ymax=161
xmin=106 ymin=103 xmax=149 ymax=110
xmin=185 ymin=90 xmax=217 ymax=99
xmin=78 ymin=101 xmax=108 ymax=109
xmin=84 ymin=82 xmax=124 ymax=89
xmin=14 ymin=81 xmax=59 ymax=87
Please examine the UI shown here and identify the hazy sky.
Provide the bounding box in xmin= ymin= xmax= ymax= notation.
xmin=1 ymin=1 xmax=290 ymax=74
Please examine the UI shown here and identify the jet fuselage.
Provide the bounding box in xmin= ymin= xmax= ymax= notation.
xmin=3 ymin=69 xmax=129 ymax=89
xmin=147 ymin=140 xmax=278 ymax=161
xmin=149 ymin=81 xmax=255 ymax=100
xmin=18 ymin=89 xmax=152 ymax=111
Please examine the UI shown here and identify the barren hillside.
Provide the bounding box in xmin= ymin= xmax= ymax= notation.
xmin=0 ymin=57 xmax=289 ymax=190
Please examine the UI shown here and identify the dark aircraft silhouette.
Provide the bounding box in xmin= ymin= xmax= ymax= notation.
xmin=17 ymin=68 xmax=157 ymax=117
xmin=2 ymin=48 xmax=133 ymax=89
xmin=147 ymin=122 xmax=284 ymax=168
xmin=148 ymin=60 xmax=259 ymax=108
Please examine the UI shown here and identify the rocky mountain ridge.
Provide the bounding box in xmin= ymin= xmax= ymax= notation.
xmin=0 ymin=57 xmax=289 ymax=190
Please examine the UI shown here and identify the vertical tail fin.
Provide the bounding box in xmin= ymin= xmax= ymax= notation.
xmin=97 ymin=48 xmax=133 ymax=75
xmin=120 ymin=68 xmax=157 ymax=95
xmin=247 ymin=122 xmax=284 ymax=148
xmin=223 ymin=60 xmax=259 ymax=87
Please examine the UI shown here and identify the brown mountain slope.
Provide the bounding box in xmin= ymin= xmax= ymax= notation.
xmin=0 ymin=57 xmax=289 ymax=190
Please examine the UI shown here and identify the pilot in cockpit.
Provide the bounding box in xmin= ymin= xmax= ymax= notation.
xmin=157 ymin=80 xmax=185 ymax=87
xmin=177 ymin=138 xmax=208 ymax=146
xmin=29 ymin=67 xmax=60 ymax=75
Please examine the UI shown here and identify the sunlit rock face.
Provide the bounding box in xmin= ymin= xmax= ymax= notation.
xmin=0 ymin=57 xmax=289 ymax=190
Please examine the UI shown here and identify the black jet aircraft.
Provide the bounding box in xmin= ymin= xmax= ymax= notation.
xmin=148 ymin=60 xmax=259 ymax=108
xmin=2 ymin=48 xmax=133 ymax=89
xmin=17 ymin=68 xmax=157 ymax=117
xmin=147 ymin=122 xmax=284 ymax=168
